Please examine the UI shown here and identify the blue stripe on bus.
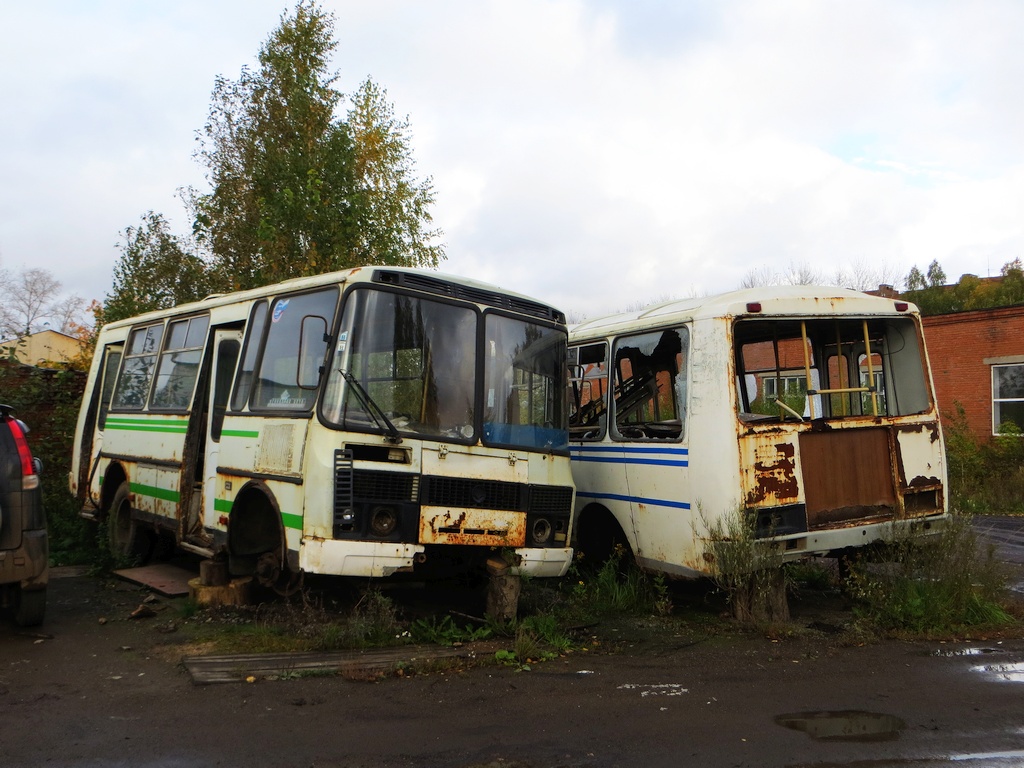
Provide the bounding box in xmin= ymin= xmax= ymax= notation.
xmin=569 ymin=445 xmax=688 ymax=467
xmin=572 ymin=456 xmax=688 ymax=467
xmin=576 ymin=490 xmax=691 ymax=511
xmin=569 ymin=445 xmax=688 ymax=454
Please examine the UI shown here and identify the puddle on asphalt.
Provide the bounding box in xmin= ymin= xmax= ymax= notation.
xmin=972 ymin=661 xmax=1024 ymax=683
xmin=931 ymin=647 xmax=1004 ymax=657
xmin=775 ymin=710 xmax=905 ymax=742
xmin=950 ymin=749 xmax=1024 ymax=762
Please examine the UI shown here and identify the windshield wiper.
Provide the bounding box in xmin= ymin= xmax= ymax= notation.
xmin=340 ymin=370 xmax=402 ymax=443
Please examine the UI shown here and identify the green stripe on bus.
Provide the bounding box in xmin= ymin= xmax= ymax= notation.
xmin=129 ymin=482 xmax=180 ymax=503
xmin=221 ymin=429 xmax=260 ymax=438
xmin=213 ymin=497 xmax=300 ymax=530
xmin=105 ymin=421 xmax=186 ymax=428
xmin=106 ymin=418 xmax=188 ymax=434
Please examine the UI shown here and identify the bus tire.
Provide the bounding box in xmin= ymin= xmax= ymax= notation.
xmin=227 ymin=488 xmax=284 ymax=585
xmin=107 ymin=482 xmax=150 ymax=565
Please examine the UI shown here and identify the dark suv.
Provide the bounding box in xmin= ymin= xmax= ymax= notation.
xmin=0 ymin=404 xmax=47 ymax=626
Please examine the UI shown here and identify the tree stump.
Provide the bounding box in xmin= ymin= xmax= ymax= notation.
xmin=485 ymin=555 xmax=521 ymax=622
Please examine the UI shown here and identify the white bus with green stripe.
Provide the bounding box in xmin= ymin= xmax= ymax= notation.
xmin=71 ymin=267 xmax=574 ymax=594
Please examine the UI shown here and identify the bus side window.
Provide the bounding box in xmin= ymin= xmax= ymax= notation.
xmin=111 ymin=323 xmax=164 ymax=410
xmin=98 ymin=347 xmax=123 ymax=429
xmin=151 ymin=315 xmax=210 ymax=410
xmin=568 ymin=342 xmax=609 ymax=440
xmin=611 ymin=328 xmax=687 ymax=441
xmin=251 ymin=288 xmax=338 ymax=411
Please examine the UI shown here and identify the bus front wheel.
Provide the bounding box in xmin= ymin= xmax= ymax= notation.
xmin=574 ymin=506 xmax=631 ymax=569
xmin=107 ymin=482 xmax=150 ymax=565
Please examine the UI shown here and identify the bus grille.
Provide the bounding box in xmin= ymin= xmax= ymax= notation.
xmin=528 ymin=485 xmax=573 ymax=516
xmin=353 ymin=470 xmax=419 ymax=502
xmin=334 ymin=450 xmax=420 ymax=505
xmin=421 ymin=476 xmax=526 ymax=511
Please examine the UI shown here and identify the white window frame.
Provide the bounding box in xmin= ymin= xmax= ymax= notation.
xmin=991 ymin=362 xmax=1024 ymax=436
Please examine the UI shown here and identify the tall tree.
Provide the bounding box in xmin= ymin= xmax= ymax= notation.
xmin=346 ymin=78 xmax=443 ymax=268
xmin=105 ymin=212 xmax=211 ymax=323
xmin=188 ymin=1 xmax=443 ymax=292
xmin=0 ymin=266 xmax=87 ymax=338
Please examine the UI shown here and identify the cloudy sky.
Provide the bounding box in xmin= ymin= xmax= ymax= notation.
xmin=2 ymin=0 xmax=1023 ymax=321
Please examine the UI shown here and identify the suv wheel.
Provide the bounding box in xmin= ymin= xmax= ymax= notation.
xmin=14 ymin=585 xmax=46 ymax=627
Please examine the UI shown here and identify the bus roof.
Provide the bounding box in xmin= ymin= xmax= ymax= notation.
xmin=100 ymin=266 xmax=565 ymax=331
xmin=570 ymin=284 xmax=920 ymax=338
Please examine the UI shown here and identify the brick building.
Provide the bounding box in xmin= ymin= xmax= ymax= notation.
xmin=922 ymin=304 xmax=1024 ymax=443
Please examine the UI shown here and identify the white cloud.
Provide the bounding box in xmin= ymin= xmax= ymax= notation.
xmin=1 ymin=0 xmax=1023 ymax=320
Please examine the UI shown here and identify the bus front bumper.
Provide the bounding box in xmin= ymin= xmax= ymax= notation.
xmin=511 ymin=546 xmax=574 ymax=578
xmin=299 ymin=539 xmax=574 ymax=579
xmin=300 ymin=539 xmax=424 ymax=578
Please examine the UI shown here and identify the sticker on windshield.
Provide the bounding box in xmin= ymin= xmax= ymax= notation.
xmin=272 ymin=299 xmax=290 ymax=323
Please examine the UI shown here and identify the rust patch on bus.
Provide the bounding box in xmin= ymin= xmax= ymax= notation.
xmin=741 ymin=439 xmax=799 ymax=507
xmin=419 ymin=507 xmax=526 ymax=547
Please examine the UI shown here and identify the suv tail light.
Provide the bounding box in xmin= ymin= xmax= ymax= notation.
xmin=7 ymin=416 xmax=39 ymax=490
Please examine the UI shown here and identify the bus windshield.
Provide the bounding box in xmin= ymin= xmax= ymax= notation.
xmin=321 ymin=288 xmax=568 ymax=451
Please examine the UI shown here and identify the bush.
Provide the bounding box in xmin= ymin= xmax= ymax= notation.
xmin=703 ymin=510 xmax=789 ymax=625
xmin=0 ymin=362 xmax=95 ymax=565
xmin=944 ymin=402 xmax=1024 ymax=515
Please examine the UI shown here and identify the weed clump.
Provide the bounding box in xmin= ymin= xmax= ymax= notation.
xmin=703 ymin=511 xmax=789 ymax=626
xmin=846 ymin=512 xmax=1014 ymax=634
xmin=562 ymin=547 xmax=672 ymax=621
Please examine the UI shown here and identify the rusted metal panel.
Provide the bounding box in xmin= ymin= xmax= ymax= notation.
xmin=255 ymin=423 xmax=296 ymax=474
xmin=799 ymin=428 xmax=896 ymax=529
xmin=739 ymin=435 xmax=800 ymax=507
xmin=418 ymin=505 xmax=526 ymax=546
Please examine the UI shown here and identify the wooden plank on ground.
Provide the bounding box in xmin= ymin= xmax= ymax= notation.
xmin=183 ymin=644 xmax=471 ymax=684
xmin=113 ymin=563 xmax=195 ymax=596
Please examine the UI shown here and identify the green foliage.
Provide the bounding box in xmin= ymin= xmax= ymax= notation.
xmin=904 ymin=258 xmax=1024 ymax=316
xmin=106 ymin=1 xmax=444 ymax=319
xmin=409 ymin=614 xmax=492 ymax=645
xmin=347 ymin=587 xmax=403 ymax=646
xmin=0 ymin=363 xmax=96 ymax=566
xmin=846 ymin=513 xmax=1013 ymax=633
xmin=105 ymin=212 xmax=212 ymax=323
xmin=185 ymin=0 xmax=443 ymax=294
xmin=492 ymin=627 xmax=559 ymax=672
xmin=346 ymin=78 xmax=443 ymax=270
xmin=944 ymin=401 xmax=1024 ymax=514
xmin=702 ymin=509 xmax=789 ymax=625
xmin=563 ymin=549 xmax=672 ymax=619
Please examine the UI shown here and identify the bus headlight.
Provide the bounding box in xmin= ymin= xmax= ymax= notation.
xmin=530 ymin=517 xmax=552 ymax=545
xmin=370 ymin=505 xmax=399 ymax=537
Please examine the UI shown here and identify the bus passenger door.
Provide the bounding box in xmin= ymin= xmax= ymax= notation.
xmin=74 ymin=344 xmax=123 ymax=505
xmin=190 ymin=329 xmax=242 ymax=547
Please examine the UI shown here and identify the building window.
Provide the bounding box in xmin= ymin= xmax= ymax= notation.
xmin=992 ymin=363 xmax=1024 ymax=435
